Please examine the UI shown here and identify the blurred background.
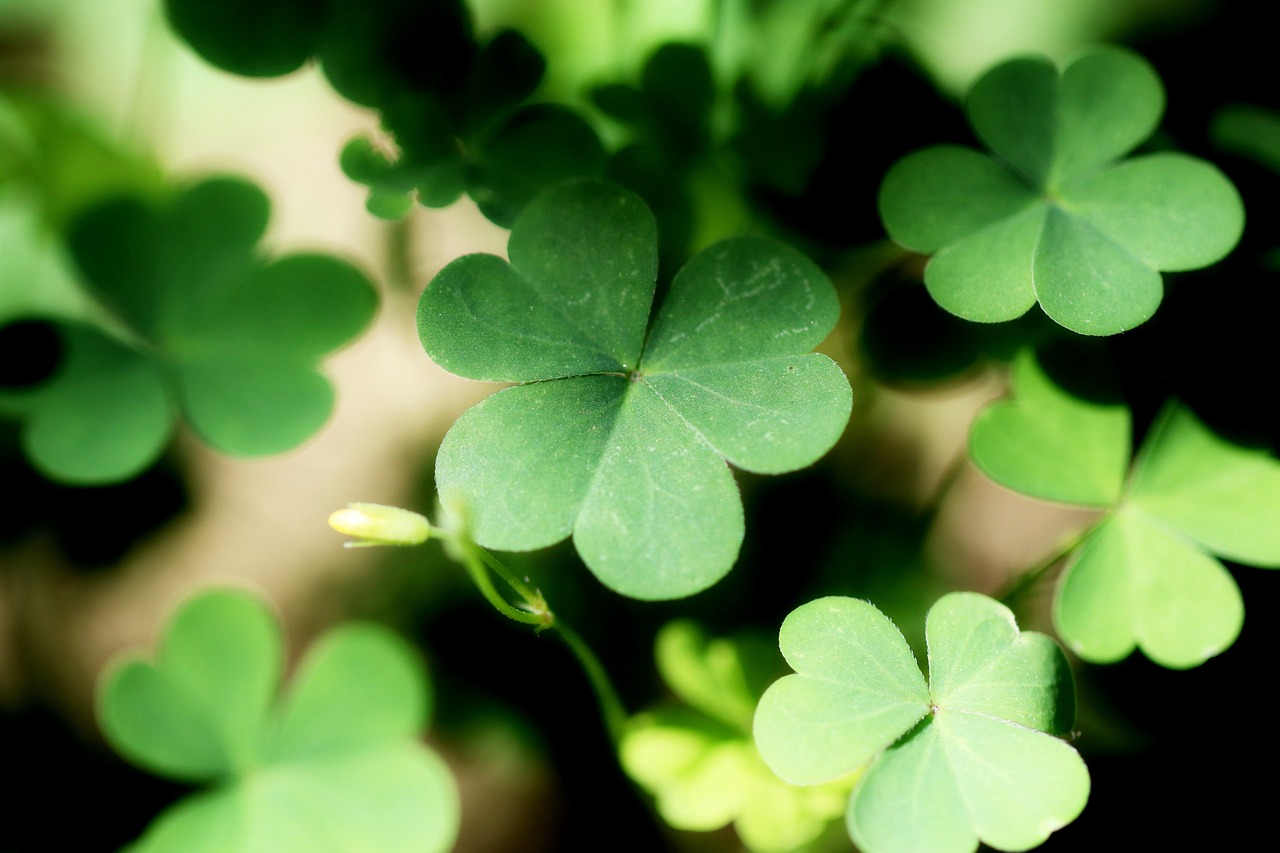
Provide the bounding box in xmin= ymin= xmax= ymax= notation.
xmin=1 ymin=0 xmax=1276 ymax=850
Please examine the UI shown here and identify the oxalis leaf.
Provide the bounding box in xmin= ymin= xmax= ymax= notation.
xmin=620 ymin=621 xmax=854 ymax=852
xmin=419 ymin=178 xmax=852 ymax=600
xmin=19 ymin=176 xmax=376 ymax=484
xmin=754 ymin=593 xmax=1087 ymax=853
xmin=970 ymin=348 xmax=1280 ymax=667
xmin=878 ymin=45 xmax=1244 ymax=336
xmin=98 ymin=587 xmax=459 ymax=853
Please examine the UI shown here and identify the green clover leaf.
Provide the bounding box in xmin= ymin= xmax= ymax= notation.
xmin=620 ymin=621 xmax=853 ymax=852
xmin=970 ymin=348 xmax=1280 ymax=667
xmin=967 ymin=345 xmax=1129 ymax=507
xmin=754 ymin=593 xmax=1088 ymax=853
xmin=17 ymin=176 xmax=376 ymax=484
xmin=419 ymin=178 xmax=852 ymax=599
xmin=98 ymin=587 xmax=459 ymax=853
xmin=878 ymin=45 xmax=1244 ymax=336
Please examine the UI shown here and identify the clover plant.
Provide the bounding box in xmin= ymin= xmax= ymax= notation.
xmin=970 ymin=346 xmax=1280 ymax=668
xmin=12 ymin=177 xmax=375 ymax=483
xmin=754 ymin=593 xmax=1088 ymax=853
xmin=6 ymin=3 xmax=1278 ymax=851
xmin=97 ymin=587 xmax=459 ymax=853
xmin=620 ymin=621 xmax=855 ymax=852
xmin=878 ymin=45 xmax=1244 ymax=335
xmin=417 ymin=178 xmax=852 ymax=599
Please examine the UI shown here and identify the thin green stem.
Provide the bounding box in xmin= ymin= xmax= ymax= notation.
xmin=452 ymin=537 xmax=546 ymax=627
xmin=441 ymin=532 xmax=629 ymax=745
xmin=995 ymin=519 xmax=1103 ymax=607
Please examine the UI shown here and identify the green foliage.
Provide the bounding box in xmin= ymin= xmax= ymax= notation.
xmin=878 ymin=45 xmax=1244 ymax=335
xmin=9 ymin=2 xmax=1280 ymax=849
xmin=620 ymin=621 xmax=854 ymax=852
xmin=98 ymin=588 xmax=459 ymax=853
xmin=13 ymin=177 xmax=376 ymax=483
xmin=754 ymin=593 xmax=1088 ymax=853
xmin=971 ymin=347 xmax=1280 ymax=667
xmin=418 ymin=178 xmax=852 ymax=599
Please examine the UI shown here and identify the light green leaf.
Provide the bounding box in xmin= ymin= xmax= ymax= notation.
xmin=848 ymin=715 xmax=1090 ymax=853
xmin=926 ymin=593 xmax=1075 ymax=735
xmin=1055 ymin=510 xmax=1243 ymax=669
xmin=621 ymin=711 xmax=851 ymax=853
xmin=98 ymin=589 xmax=281 ymax=780
xmin=878 ymin=45 xmax=1243 ymax=336
xmin=969 ymin=346 xmax=1129 ymax=507
xmin=653 ymin=620 xmax=776 ymax=731
xmin=754 ymin=593 xmax=1087 ymax=853
xmin=423 ymin=179 xmax=851 ymax=599
xmin=99 ymin=588 xmax=460 ymax=853
xmin=266 ymin=625 xmax=428 ymax=763
xmin=753 ymin=597 xmax=930 ymax=786
xmin=1128 ymin=403 xmax=1280 ymax=566
xmin=620 ymin=620 xmax=850 ymax=852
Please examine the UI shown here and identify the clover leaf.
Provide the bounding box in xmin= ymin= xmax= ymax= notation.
xmin=970 ymin=347 xmax=1279 ymax=667
xmin=419 ymin=178 xmax=852 ymax=599
xmin=98 ymin=587 xmax=459 ymax=853
xmin=16 ymin=176 xmax=375 ymax=484
xmin=754 ymin=593 xmax=1088 ymax=853
xmin=967 ymin=345 xmax=1129 ymax=506
xmin=620 ymin=621 xmax=853 ymax=852
xmin=878 ymin=45 xmax=1244 ymax=336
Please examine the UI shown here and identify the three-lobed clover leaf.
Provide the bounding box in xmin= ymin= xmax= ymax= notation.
xmin=98 ymin=587 xmax=459 ymax=853
xmin=970 ymin=347 xmax=1280 ymax=667
xmin=418 ymin=178 xmax=852 ymax=600
xmin=620 ymin=621 xmax=854 ymax=852
xmin=754 ymin=593 xmax=1088 ymax=853
xmin=878 ymin=45 xmax=1244 ymax=336
xmin=17 ymin=176 xmax=376 ymax=484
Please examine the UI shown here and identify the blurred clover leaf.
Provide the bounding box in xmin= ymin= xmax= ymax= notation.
xmin=342 ymin=61 xmax=605 ymax=227
xmin=1212 ymin=104 xmax=1280 ymax=175
xmin=878 ymin=45 xmax=1244 ymax=336
xmin=970 ymin=347 xmax=1280 ymax=667
xmin=754 ymin=593 xmax=1088 ymax=853
xmin=620 ymin=621 xmax=853 ymax=852
xmin=17 ymin=176 xmax=375 ymax=484
xmin=98 ymin=587 xmax=459 ymax=853
xmin=418 ymin=178 xmax=851 ymax=600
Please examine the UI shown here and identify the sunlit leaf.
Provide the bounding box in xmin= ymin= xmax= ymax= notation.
xmin=969 ymin=346 xmax=1129 ymax=506
xmin=968 ymin=354 xmax=1272 ymax=667
xmin=620 ymin=621 xmax=851 ymax=852
xmin=754 ymin=593 xmax=1087 ymax=853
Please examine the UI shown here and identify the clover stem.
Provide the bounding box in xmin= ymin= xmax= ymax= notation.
xmin=449 ymin=535 xmax=547 ymax=628
xmin=446 ymin=533 xmax=629 ymax=745
xmin=995 ymin=519 xmax=1101 ymax=607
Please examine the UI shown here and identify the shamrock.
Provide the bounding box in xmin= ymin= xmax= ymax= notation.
xmin=754 ymin=593 xmax=1088 ymax=853
xmin=878 ymin=45 xmax=1243 ymax=336
xmin=418 ymin=178 xmax=852 ymax=599
xmin=17 ymin=176 xmax=375 ymax=484
xmin=969 ymin=346 xmax=1280 ymax=667
xmin=620 ymin=621 xmax=854 ymax=852
xmin=98 ymin=587 xmax=459 ymax=853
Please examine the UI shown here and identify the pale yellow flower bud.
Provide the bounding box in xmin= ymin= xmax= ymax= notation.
xmin=328 ymin=503 xmax=433 ymax=547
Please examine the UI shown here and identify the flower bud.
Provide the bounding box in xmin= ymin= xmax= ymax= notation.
xmin=328 ymin=503 xmax=432 ymax=547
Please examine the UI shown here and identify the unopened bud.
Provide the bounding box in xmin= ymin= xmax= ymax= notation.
xmin=328 ymin=503 xmax=433 ymax=547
